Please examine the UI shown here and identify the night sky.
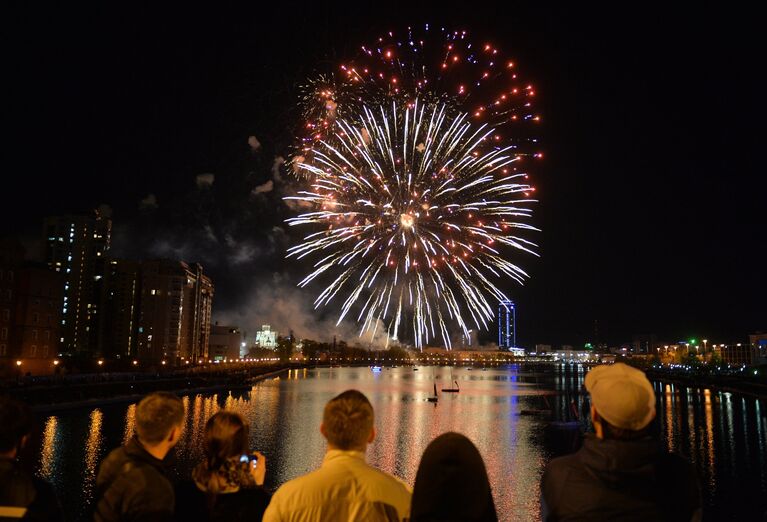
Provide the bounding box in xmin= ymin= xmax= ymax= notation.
xmin=4 ymin=3 xmax=765 ymax=347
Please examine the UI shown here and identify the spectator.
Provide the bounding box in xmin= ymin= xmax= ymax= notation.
xmin=411 ymin=432 xmax=497 ymax=522
xmin=93 ymin=392 xmax=185 ymax=521
xmin=541 ymin=363 xmax=702 ymax=521
xmin=175 ymin=410 xmax=270 ymax=521
xmin=263 ymin=389 xmax=411 ymax=522
xmin=0 ymin=396 xmax=63 ymax=521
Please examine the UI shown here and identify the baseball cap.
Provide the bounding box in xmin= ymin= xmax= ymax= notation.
xmin=584 ymin=363 xmax=656 ymax=431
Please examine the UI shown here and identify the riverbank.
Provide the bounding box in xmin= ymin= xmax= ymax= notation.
xmin=645 ymin=367 xmax=767 ymax=398
xmin=2 ymin=364 xmax=300 ymax=412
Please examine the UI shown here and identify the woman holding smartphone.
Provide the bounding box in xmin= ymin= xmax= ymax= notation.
xmin=178 ymin=410 xmax=270 ymax=521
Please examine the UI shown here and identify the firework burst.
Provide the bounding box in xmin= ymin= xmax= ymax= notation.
xmin=294 ymin=25 xmax=542 ymax=177
xmin=286 ymin=99 xmax=538 ymax=348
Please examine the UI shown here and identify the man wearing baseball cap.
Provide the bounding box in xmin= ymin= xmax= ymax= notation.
xmin=541 ymin=363 xmax=702 ymax=521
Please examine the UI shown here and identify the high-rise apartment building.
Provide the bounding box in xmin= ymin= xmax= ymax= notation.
xmin=43 ymin=210 xmax=111 ymax=355
xmin=136 ymin=260 xmax=213 ymax=363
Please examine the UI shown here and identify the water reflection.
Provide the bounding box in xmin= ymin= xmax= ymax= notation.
xmin=84 ymin=409 xmax=103 ymax=490
xmin=122 ymin=404 xmax=136 ymax=444
xmin=29 ymin=365 xmax=767 ymax=522
xmin=38 ymin=416 xmax=59 ymax=481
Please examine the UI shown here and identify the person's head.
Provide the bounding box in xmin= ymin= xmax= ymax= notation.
xmin=0 ymin=397 xmax=33 ymax=458
xmin=320 ymin=389 xmax=375 ymax=451
xmin=203 ymin=410 xmax=250 ymax=470
xmin=411 ymin=432 xmax=497 ymax=522
xmin=135 ymin=392 xmax=185 ymax=451
xmin=585 ymin=363 xmax=656 ymax=440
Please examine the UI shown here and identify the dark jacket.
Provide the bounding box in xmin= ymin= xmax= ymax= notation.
xmin=174 ymin=480 xmax=271 ymax=522
xmin=541 ymin=435 xmax=702 ymax=522
xmin=93 ymin=437 xmax=175 ymax=522
xmin=0 ymin=458 xmax=64 ymax=521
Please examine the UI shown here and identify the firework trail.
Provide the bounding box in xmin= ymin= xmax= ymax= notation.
xmin=286 ymin=99 xmax=538 ymax=348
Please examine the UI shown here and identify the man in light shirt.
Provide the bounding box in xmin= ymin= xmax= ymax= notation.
xmin=263 ymin=389 xmax=412 ymax=522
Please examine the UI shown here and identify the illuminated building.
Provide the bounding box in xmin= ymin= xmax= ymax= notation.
xmin=44 ymin=210 xmax=111 ymax=356
xmin=136 ymin=260 xmax=213 ymax=364
xmin=256 ymin=325 xmax=278 ymax=349
xmin=498 ymin=300 xmax=516 ymax=351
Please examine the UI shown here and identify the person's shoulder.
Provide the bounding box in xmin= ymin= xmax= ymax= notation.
xmin=365 ymin=464 xmax=411 ymax=493
xmin=100 ymin=445 xmax=128 ymax=467
xmin=543 ymin=452 xmax=581 ymax=475
xmin=272 ymin=470 xmax=318 ymax=497
xmin=541 ymin=452 xmax=582 ymax=492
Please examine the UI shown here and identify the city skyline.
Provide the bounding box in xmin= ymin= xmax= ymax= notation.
xmin=3 ymin=3 xmax=765 ymax=346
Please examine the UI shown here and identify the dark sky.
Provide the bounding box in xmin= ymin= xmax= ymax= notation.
xmin=4 ymin=3 xmax=765 ymax=347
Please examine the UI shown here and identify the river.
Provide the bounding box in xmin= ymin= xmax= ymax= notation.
xmin=22 ymin=364 xmax=767 ymax=521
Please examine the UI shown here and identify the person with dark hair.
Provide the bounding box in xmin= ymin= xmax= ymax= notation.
xmin=175 ymin=410 xmax=270 ymax=521
xmin=0 ymin=396 xmax=64 ymax=521
xmin=541 ymin=363 xmax=702 ymax=521
xmin=94 ymin=391 xmax=185 ymax=521
xmin=263 ymin=389 xmax=411 ymax=522
xmin=410 ymin=432 xmax=497 ymax=522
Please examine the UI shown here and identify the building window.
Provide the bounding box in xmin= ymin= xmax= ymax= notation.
xmin=0 ymin=328 xmax=7 ymax=340
xmin=32 ymin=330 xmax=38 ymax=341
xmin=44 ymin=331 xmax=50 ymax=341
xmin=4 ymin=290 xmax=10 ymax=301
xmin=1 ymin=309 xmax=8 ymax=322
xmin=42 ymin=345 xmax=49 ymax=357
xmin=33 ymin=313 xmax=39 ymax=324
xmin=30 ymin=345 xmax=37 ymax=357
xmin=6 ymin=271 xmax=11 ymax=282
xmin=0 ymin=344 xmax=5 ymax=356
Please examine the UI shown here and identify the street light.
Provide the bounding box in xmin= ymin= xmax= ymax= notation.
xmin=703 ymin=339 xmax=708 ymax=353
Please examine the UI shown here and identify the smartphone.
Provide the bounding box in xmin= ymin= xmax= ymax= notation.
xmin=239 ymin=453 xmax=258 ymax=465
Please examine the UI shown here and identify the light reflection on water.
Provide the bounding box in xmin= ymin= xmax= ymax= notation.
xmin=29 ymin=365 xmax=767 ymax=522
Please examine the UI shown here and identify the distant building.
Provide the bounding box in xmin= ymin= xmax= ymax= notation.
xmin=255 ymin=325 xmax=278 ymax=349
xmin=0 ymin=239 xmax=63 ymax=370
xmin=534 ymin=344 xmax=552 ymax=354
xmin=498 ymin=300 xmax=516 ymax=351
xmin=100 ymin=259 xmax=140 ymax=359
xmin=136 ymin=260 xmax=213 ymax=363
xmin=12 ymin=264 xmax=63 ymax=360
xmin=44 ymin=210 xmax=111 ymax=355
xmin=209 ymin=324 xmax=242 ymax=361
xmin=0 ymin=238 xmax=24 ymax=360
xmin=750 ymin=332 xmax=767 ymax=364
xmin=719 ymin=343 xmax=759 ymax=366
xmin=632 ymin=334 xmax=658 ymax=355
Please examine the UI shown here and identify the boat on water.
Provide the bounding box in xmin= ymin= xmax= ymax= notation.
xmin=427 ymin=383 xmax=439 ymax=402
xmin=442 ymin=380 xmax=460 ymax=393
xmin=413 ymin=368 xmax=419 ymax=371
xmin=371 ymin=366 xmax=382 ymax=372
